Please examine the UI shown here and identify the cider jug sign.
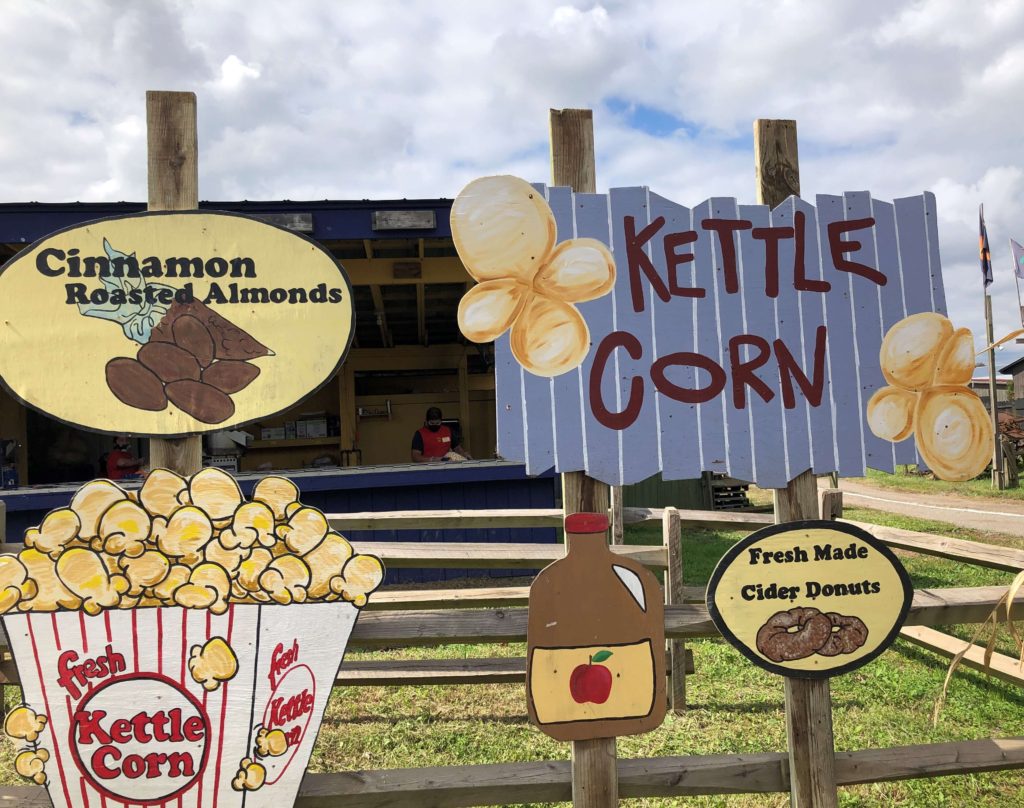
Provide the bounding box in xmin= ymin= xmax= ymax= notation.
xmin=706 ymin=520 xmax=913 ymax=678
xmin=0 ymin=211 xmax=354 ymax=436
xmin=526 ymin=513 xmax=666 ymax=741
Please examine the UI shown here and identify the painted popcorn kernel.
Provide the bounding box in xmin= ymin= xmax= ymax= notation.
xmin=232 ymin=757 xmax=267 ymax=791
xmin=23 ymin=508 xmax=80 ymax=559
xmin=56 ymin=548 xmax=129 ymax=615
xmin=868 ymin=313 xmax=993 ymax=481
xmin=452 ymin=175 xmax=615 ymax=377
xmin=0 ymin=471 xmax=383 ymax=615
xmin=14 ymin=748 xmax=49 ymax=785
xmin=188 ymin=466 xmax=244 ymax=524
xmin=188 ymin=636 xmax=239 ymax=691
xmin=4 ymin=705 xmax=47 ymax=742
xmin=255 ymin=727 xmax=289 ymax=757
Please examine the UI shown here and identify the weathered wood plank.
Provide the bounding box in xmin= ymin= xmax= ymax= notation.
xmin=664 ymin=507 xmax=687 ymax=713
xmin=899 ymin=625 xmax=1024 ymax=686
xmin=0 ymin=737 xmax=1021 ymax=805
xmin=368 ymin=584 xmax=708 ymax=610
xmin=0 ymin=585 xmax=1015 ymax=657
xmin=146 ymin=90 xmax=202 ymax=478
xmin=844 ymin=519 xmax=1024 ymax=572
xmin=342 ymin=585 xmax=1024 ymax=648
xmin=357 ymin=542 xmax=666 ymax=570
xmin=326 ymin=506 xmax=773 ymax=532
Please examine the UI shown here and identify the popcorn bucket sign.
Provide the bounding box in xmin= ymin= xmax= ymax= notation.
xmin=0 ymin=469 xmax=384 ymax=806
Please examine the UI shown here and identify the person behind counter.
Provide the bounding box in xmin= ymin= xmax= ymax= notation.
xmin=411 ymin=407 xmax=472 ymax=463
xmin=106 ymin=434 xmax=146 ymax=480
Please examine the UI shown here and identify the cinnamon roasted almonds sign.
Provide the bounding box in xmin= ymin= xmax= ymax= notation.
xmin=0 ymin=211 xmax=353 ymax=436
xmin=706 ymin=521 xmax=913 ymax=678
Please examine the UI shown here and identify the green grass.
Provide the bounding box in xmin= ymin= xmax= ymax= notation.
xmin=2 ymin=510 xmax=1023 ymax=805
xmin=864 ymin=468 xmax=1024 ymax=500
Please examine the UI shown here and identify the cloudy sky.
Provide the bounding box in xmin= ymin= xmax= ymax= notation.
xmin=2 ymin=0 xmax=1024 ymax=367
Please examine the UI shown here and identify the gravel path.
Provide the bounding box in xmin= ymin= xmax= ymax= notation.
xmin=826 ymin=478 xmax=1024 ymax=538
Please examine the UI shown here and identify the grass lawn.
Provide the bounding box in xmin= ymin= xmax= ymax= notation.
xmin=2 ymin=510 xmax=1022 ymax=805
xmin=862 ymin=468 xmax=1024 ymax=501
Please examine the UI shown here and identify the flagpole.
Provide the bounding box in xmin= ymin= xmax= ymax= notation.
xmin=986 ymin=292 xmax=1004 ymax=489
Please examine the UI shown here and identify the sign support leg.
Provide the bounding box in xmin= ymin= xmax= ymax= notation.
xmin=145 ymin=90 xmax=202 ymax=477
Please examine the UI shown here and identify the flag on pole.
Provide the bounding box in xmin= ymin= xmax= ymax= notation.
xmin=980 ymin=204 xmax=993 ymax=287
xmin=1011 ymin=238 xmax=1024 ymax=280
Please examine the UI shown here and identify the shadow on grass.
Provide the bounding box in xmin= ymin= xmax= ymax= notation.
xmin=322 ymin=713 xmax=533 ymax=727
xmin=891 ymin=642 xmax=1024 ymax=708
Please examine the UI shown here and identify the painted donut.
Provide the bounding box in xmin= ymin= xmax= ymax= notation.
xmin=755 ymin=607 xmax=833 ymax=662
xmin=816 ymin=613 xmax=869 ymax=657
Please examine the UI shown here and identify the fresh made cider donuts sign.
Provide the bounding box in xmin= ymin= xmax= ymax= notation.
xmin=706 ymin=521 xmax=913 ymax=678
xmin=0 ymin=211 xmax=353 ymax=436
xmin=451 ymin=176 xmax=983 ymax=488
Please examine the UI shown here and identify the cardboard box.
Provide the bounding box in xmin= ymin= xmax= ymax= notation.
xmin=296 ymin=420 xmax=307 ymax=438
xmin=205 ymin=455 xmax=239 ymax=473
xmin=260 ymin=427 xmax=286 ymax=441
xmin=304 ymin=417 xmax=328 ymax=438
xmin=285 ymin=421 xmax=297 ymax=439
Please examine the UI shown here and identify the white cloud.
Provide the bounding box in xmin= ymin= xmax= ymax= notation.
xmin=0 ymin=0 xmax=1023 ymax=352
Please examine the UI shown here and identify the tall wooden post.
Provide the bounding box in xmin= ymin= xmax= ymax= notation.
xmin=985 ymin=294 xmax=1005 ymax=488
xmin=550 ymin=107 xmax=617 ymax=808
xmin=146 ymin=91 xmax=203 ymax=476
xmin=756 ymin=118 xmax=839 ymax=808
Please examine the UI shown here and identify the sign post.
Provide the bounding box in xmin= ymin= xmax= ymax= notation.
xmin=755 ymin=118 xmax=839 ymax=808
xmin=550 ymin=107 xmax=618 ymax=808
xmin=147 ymin=91 xmax=202 ymax=476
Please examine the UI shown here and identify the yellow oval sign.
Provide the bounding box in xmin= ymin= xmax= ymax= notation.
xmin=0 ymin=211 xmax=353 ymax=436
xmin=706 ymin=521 xmax=912 ymax=678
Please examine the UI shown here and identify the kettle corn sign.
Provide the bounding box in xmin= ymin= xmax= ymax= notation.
xmin=0 ymin=211 xmax=353 ymax=436
xmin=2 ymin=469 xmax=384 ymax=807
xmin=452 ymin=176 xmax=989 ymax=488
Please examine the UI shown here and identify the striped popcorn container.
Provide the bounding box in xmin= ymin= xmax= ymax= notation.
xmin=3 ymin=600 xmax=360 ymax=808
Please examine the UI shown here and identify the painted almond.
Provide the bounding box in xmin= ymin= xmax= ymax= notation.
xmin=866 ymin=386 xmax=916 ymax=442
xmin=165 ymin=379 xmax=236 ymax=424
xmin=509 ymin=295 xmax=589 ymax=377
xmin=172 ymin=315 xmax=216 ymax=368
xmin=202 ymin=360 xmax=261 ymax=394
xmin=151 ymin=300 xmax=271 ymax=360
xmin=138 ymin=341 xmax=201 ymax=383
xmin=105 ymin=358 xmax=168 ymax=411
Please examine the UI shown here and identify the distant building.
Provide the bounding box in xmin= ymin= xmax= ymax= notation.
xmin=969 ymin=375 xmax=1013 ymax=406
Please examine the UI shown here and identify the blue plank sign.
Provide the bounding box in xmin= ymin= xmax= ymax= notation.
xmin=452 ymin=176 xmax=986 ymax=488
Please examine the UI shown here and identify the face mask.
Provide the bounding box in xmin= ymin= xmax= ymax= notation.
xmin=427 ymin=424 xmax=441 ymax=432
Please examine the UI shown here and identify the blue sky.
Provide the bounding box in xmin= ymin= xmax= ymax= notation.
xmin=2 ymin=0 xmax=1024 ymax=367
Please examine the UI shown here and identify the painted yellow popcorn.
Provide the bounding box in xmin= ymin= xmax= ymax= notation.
xmin=0 ymin=471 xmax=383 ymax=616
xmin=188 ymin=636 xmax=239 ymax=692
xmin=452 ymin=175 xmax=616 ymax=377
xmin=4 ymin=706 xmax=47 ymax=742
xmin=867 ymin=312 xmax=992 ymax=481
xmin=14 ymin=748 xmax=49 ymax=785
xmin=232 ymin=757 xmax=267 ymax=791
xmin=23 ymin=508 xmax=80 ymax=559
xmin=254 ymin=727 xmax=289 ymax=758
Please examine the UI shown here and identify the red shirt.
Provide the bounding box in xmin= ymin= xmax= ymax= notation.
xmin=413 ymin=425 xmax=453 ymax=458
xmin=106 ymin=449 xmax=137 ymax=480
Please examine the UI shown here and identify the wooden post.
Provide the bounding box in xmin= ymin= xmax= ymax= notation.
xmin=662 ymin=506 xmax=686 ymax=712
xmin=458 ymin=353 xmax=472 ymax=456
xmin=818 ymin=488 xmax=843 ymax=521
xmin=609 ymin=486 xmax=624 ymax=545
xmin=985 ymin=294 xmax=1005 ymax=489
xmin=756 ymin=118 xmax=839 ymax=808
xmin=551 ymin=107 xmax=617 ymax=808
xmin=146 ymin=91 xmax=202 ymax=476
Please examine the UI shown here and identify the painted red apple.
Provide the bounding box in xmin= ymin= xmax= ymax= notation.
xmin=569 ymin=650 xmax=613 ymax=704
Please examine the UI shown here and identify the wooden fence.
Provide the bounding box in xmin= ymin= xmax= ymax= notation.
xmin=0 ymin=501 xmax=1023 ymax=805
